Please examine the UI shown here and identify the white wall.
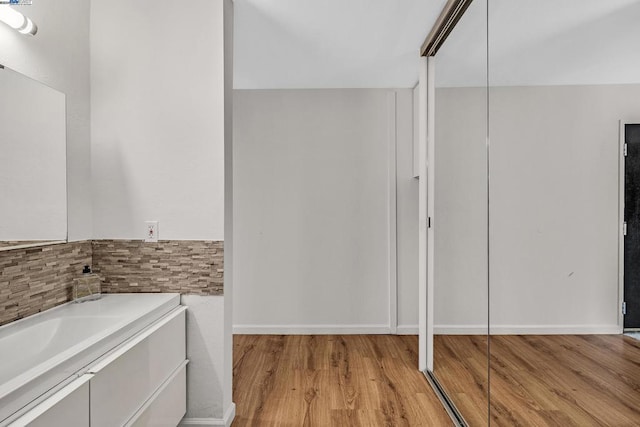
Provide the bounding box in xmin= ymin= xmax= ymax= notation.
xmin=397 ymin=90 xmax=420 ymax=332
xmin=412 ymin=85 xmax=420 ymax=178
xmin=90 ymin=0 xmax=225 ymax=241
xmin=434 ymin=87 xmax=488 ymax=332
xmin=91 ymin=0 xmax=233 ymax=423
xmin=490 ymin=84 xmax=640 ymax=333
xmin=233 ymin=89 xmax=418 ymax=333
xmin=0 ymin=1 xmax=92 ymax=241
xmin=435 ymin=84 xmax=640 ymax=334
xmin=222 ymin=0 xmax=234 ymax=419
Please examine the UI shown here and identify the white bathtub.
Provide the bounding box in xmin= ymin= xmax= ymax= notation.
xmin=0 ymin=293 xmax=180 ymax=424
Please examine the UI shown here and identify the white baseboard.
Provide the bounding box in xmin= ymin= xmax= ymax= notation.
xmin=396 ymin=325 xmax=419 ymax=335
xmin=434 ymin=325 xmax=487 ymax=335
xmin=491 ymin=324 xmax=622 ymax=335
xmin=179 ymin=403 xmax=235 ymax=427
xmin=434 ymin=324 xmax=622 ymax=335
xmin=233 ymin=324 xmax=391 ymax=335
xmin=234 ymin=324 xmax=621 ymax=336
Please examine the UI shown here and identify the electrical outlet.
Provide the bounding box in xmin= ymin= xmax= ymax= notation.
xmin=145 ymin=221 xmax=159 ymax=242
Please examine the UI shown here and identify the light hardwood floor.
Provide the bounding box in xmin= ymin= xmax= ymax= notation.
xmin=234 ymin=334 xmax=640 ymax=426
xmin=233 ymin=335 xmax=452 ymax=426
xmin=434 ymin=334 xmax=640 ymax=426
xmin=433 ymin=335 xmax=489 ymax=426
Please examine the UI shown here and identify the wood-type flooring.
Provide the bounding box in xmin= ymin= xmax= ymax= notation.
xmin=234 ymin=334 xmax=640 ymax=426
xmin=233 ymin=335 xmax=452 ymax=426
xmin=434 ymin=334 xmax=640 ymax=426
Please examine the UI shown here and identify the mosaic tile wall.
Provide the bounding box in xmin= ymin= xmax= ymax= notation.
xmin=92 ymin=240 xmax=224 ymax=296
xmin=0 ymin=241 xmax=55 ymax=249
xmin=0 ymin=239 xmax=224 ymax=327
xmin=0 ymin=241 xmax=92 ymax=326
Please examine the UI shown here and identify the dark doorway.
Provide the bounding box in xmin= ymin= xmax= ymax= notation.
xmin=624 ymin=123 xmax=640 ymax=329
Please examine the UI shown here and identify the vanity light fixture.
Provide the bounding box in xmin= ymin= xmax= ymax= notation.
xmin=0 ymin=5 xmax=37 ymax=35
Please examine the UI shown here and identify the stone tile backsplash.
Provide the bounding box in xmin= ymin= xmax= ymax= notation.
xmin=0 ymin=241 xmax=92 ymax=326
xmin=0 ymin=241 xmax=54 ymax=249
xmin=92 ymin=240 xmax=224 ymax=296
xmin=0 ymin=239 xmax=224 ymax=327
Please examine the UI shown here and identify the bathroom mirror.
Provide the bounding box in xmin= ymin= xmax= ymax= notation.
xmin=0 ymin=65 xmax=67 ymax=249
xmin=488 ymin=0 xmax=640 ymax=424
xmin=431 ymin=0 xmax=489 ymax=424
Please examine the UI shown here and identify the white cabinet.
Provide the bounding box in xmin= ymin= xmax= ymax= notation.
xmin=6 ymin=306 xmax=187 ymax=427
xmin=126 ymin=362 xmax=187 ymax=427
xmin=8 ymin=375 xmax=92 ymax=427
xmin=88 ymin=307 xmax=187 ymax=427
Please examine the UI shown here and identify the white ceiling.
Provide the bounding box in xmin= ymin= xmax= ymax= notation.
xmin=233 ymin=0 xmax=447 ymax=89
xmin=436 ymin=0 xmax=640 ymax=87
xmin=235 ymin=0 xmax=640 ymax=90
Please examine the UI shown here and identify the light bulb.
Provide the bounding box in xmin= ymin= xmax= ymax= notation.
xmin=0 ymin=6 xmax=26 ymax=29
xmin=0 ymin=6 xmax=37 ymax=35
xmin=18 ymin=16 xmax=35 ymax=35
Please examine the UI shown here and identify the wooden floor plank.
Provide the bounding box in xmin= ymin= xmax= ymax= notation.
xmin=233 ymin=335 xmax=452 ymax=426
xmin=235 ymin=334 xmax=640 ymax=426
xmin=434 ymin=334 xmax=640 ymax=427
